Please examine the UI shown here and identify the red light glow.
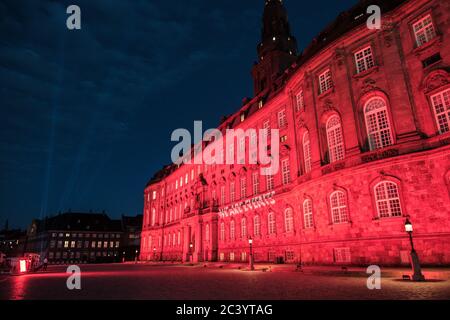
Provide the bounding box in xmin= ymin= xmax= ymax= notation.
xmin=19 ymin=260 xmax=27 ymax=273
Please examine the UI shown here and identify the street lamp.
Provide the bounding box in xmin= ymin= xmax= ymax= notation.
xmin=248 ymin=238 xmax=254 ymax=271
xmin=189 ymin=243 xmax=194 ymax=263
xmin=135 ymin=249 xmax=139 ymax=264
xmin=405 ymin=218 xmax=425 ymax=281
xmin=153 ymin=247 xmax=157 ymax=261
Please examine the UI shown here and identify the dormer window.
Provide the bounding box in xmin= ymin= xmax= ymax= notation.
xmin=258 ymin=100 xmax=264 ymax=109
xmin=240 ymin=113 xmax=245 ymax=122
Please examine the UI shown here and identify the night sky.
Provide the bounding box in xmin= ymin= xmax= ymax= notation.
xmin=0 ymin=0 xmax=356 ymax=229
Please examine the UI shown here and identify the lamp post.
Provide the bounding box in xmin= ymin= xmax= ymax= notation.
xmin=405 ymin=218 xmax=425 ymax=281
xmin=135 ymin=249 xmax=139 ymax=264
xmin=153 ymin=247 xmax=157 ymax=261
xmin=248 ymin=238 xmax=254 ymax=271
xmin=189 ymin=243 xmax=193 ymax=264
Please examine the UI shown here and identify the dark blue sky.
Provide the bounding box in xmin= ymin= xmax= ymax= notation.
xmin=0 ymin=0 xmax=356 ymax=229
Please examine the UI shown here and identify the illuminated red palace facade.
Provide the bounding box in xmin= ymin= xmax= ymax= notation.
xmin=141 ymin=0 xmax=450 ymax=266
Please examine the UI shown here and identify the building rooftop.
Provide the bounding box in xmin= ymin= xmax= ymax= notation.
xmin=33 ymin=212 xmax=123 ymax=233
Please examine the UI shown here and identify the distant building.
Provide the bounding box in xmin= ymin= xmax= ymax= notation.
xmin=0 ymin=228 xmax=26 ymax=257
xmin=121 ymin=215 xmax=143 ymax=261
xmin=25 ymin=212 xmax=141 ymax=264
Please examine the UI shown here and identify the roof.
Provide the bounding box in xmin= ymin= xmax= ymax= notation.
xmin=121 ymin=214 xmax=143 ymax=228
xmin=34 ymin=212 xmax=123 ymax=233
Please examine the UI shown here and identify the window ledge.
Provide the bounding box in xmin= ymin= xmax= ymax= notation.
xmin=329 ymin=221 xmax=352 ymax=226
xmin=412 ymin=35 xmax=442 ymax=55
xmin=352 ymin=66 xmax=379 ymax=80
xmin=318 ymin=87 xmax=334 ymax=100
xmin=373 ymin=216 xmax=404 ymax=222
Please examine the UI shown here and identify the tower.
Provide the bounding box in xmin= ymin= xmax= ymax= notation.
xmin=252 ymin=0 xmax=298 ymax=95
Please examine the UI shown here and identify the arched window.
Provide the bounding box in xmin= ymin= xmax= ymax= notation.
xmin=254 ymin=215 xmax=261 ymax=236
xmin=303 ymin=199 xmax=314 ymax=229
xmin=430 ymin=89 xmax=450 ymax=134
xmin=303 ymin=131 xmax=312 ymax=173
xmin=326 ymin=115 xmax=345 ymax=163
xmin=230 ymin=220 xmax=235 ymax=240
xmin=241 ymin=218 xmax=247 ymax=238
xmin=268 ymin=212 xmax=276 ymax=235
xmin=374 ymin=181 xmax=403 ymax=218
xmin=284 ymin=208 xmax=294 ymax=233
xmin=177 ymin=231 xmax=181 ymax=246
xmin=330 ymin=191 xmax=348 ymax=224
xmin=364 ymin=97 xmax=393 ymax=150
xmin=205 ymin=224 xmax=210 ymax=242
xmin=151 ymin=208 xmax=156 ymax=226
xmin=220 ymin=222 xmax=225 ymax=241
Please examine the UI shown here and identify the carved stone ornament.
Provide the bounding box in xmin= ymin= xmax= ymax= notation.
xmin=423 ymin=70 xmax=450 ymax=93
xmin=361 ymin=78 xmax=377 ymax=95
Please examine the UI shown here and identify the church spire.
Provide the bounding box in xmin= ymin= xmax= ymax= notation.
xmin=258 ymin=0 xmax=298 ymax=60
xmin=252 ymin=0 xmax=298 ymax=95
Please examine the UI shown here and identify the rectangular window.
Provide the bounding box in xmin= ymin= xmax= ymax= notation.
xmin=334 ymin=247 xmax=351 ymax=264
xmin=263 ymin=120 xmax=271 ymax=139
xmin=252 ymin=172 xmax=259 ymax=195
xmin=430 ymin=89 xmax=450 ymax=134
xmin=266 ymin=174 xmax=274 ymax=191
xmin=220 ymin=186 xmax=226 ymax=206
xmin=355 ymin=46 xmax=375 ymax=73
xmin=281 ymin=158 xmax=291 ymax=185
xmin=319 ymin=69 xmax=333 ymax=94
xmin=277 ymin=109 xmax=287 ymax=128
xmin=285 ymin=251 xmax=295 ymax=262
xmin=413 ymin=14 xmax=436 ymax=47
xmin=295 ymin=91 xmax=304 ymax=112
xmin=240 ymin=178 xmax=247 ymax=199
xmin=238 ymin=138 xmax=245 ymax=165
xmin=230 ymin=182 xmax=235 ymax=203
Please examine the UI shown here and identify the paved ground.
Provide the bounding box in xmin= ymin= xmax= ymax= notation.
xmin=0 ymin=263 xmax=449 ymax=300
